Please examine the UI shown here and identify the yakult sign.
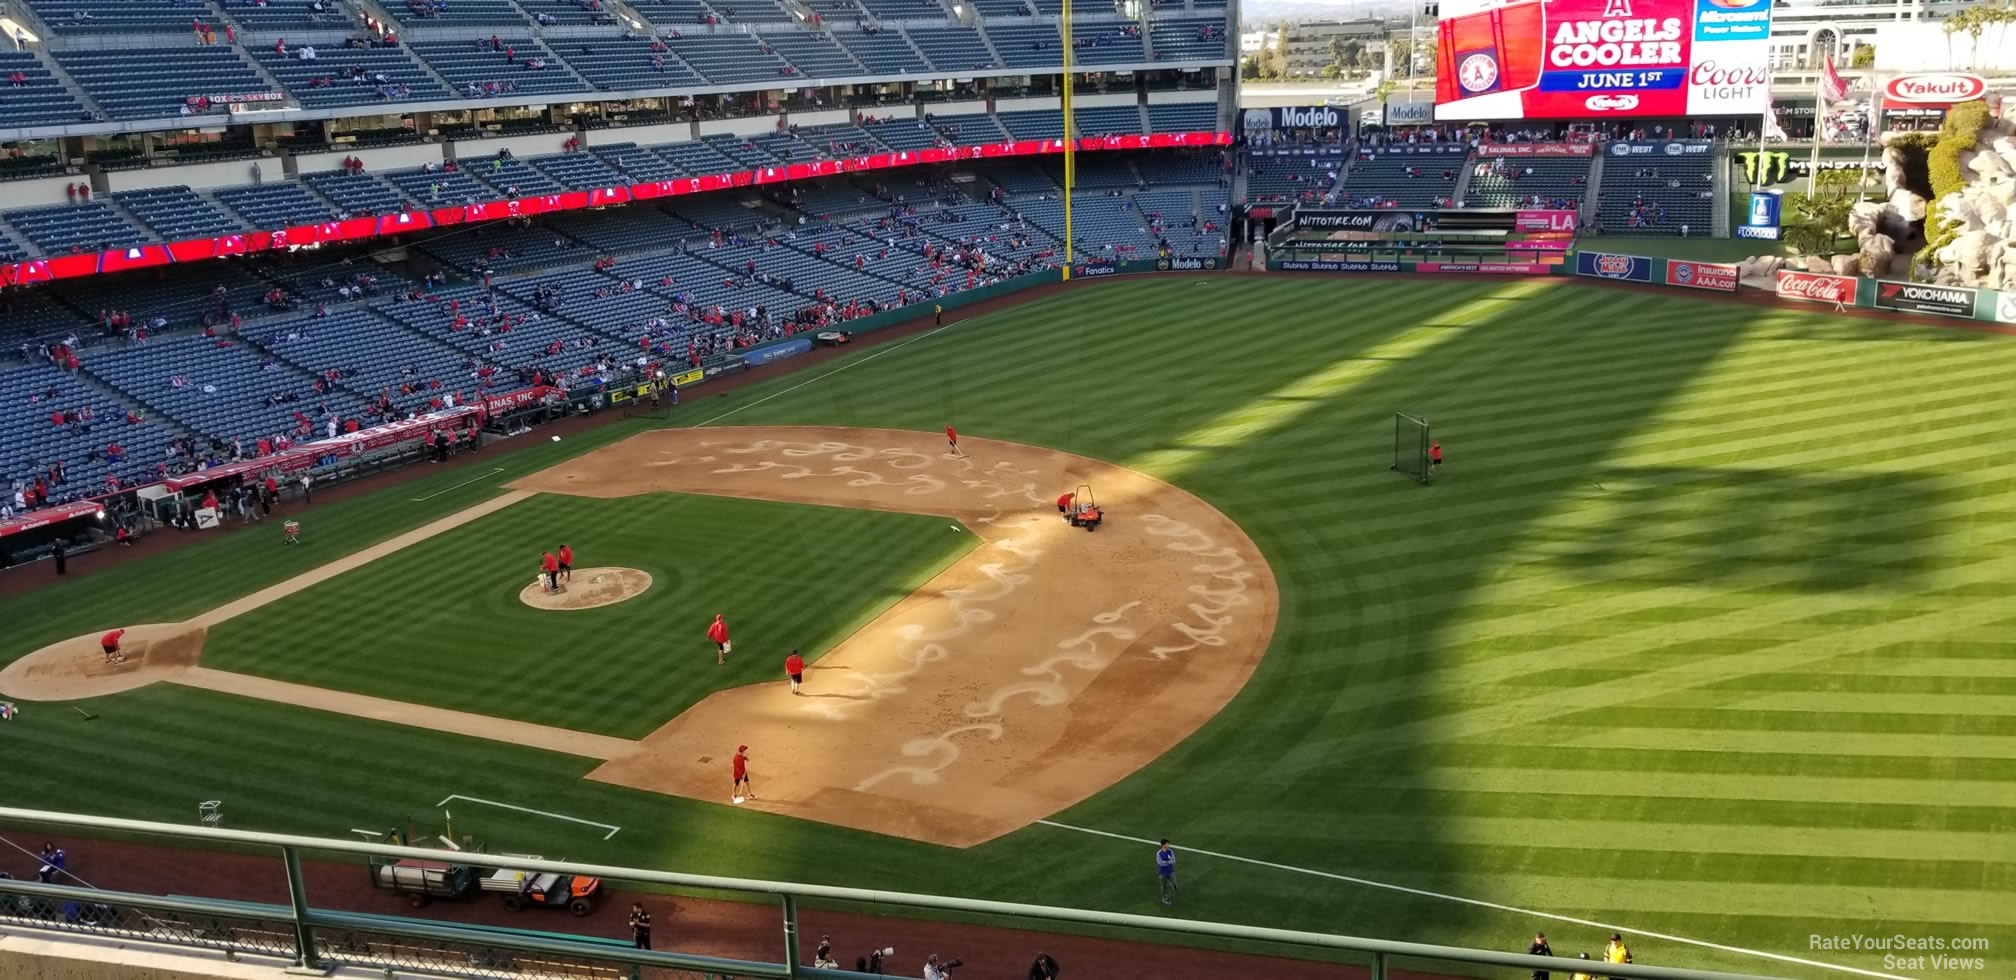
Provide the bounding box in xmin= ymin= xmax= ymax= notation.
xmin=1882 ymin=74 xmax=1987 ymax=107
xmin=1435 ymin=0 xmax=1770 ymax=121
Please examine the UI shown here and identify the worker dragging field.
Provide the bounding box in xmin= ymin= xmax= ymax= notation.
xmin=732 ymin=744 xmax=753 ymax=803
xmin=945 ymin=424 xmax=961 ymax=457
xmin=1056 ymin=490 xmax=1074 ymax=514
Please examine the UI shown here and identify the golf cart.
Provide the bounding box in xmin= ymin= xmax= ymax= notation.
xmin=481 ymin=867 xmax=600 ymax=916
xmin=371 ymin=855 xmax=478 ymax=908
xmin=1066 ymin=483 xmax=1103 ymax=531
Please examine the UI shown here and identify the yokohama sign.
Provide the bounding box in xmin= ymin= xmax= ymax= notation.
xmin=1874 ymin=280 xmax=1976 ymax=318
xmin=1775 ymin=270 xmax=1855 ymax=304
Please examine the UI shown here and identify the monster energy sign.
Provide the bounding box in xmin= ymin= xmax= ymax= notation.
xmin=1739 ymin=151 xmax=1792 ymax=186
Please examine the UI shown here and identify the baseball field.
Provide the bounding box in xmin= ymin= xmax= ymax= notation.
xmin=0 ymin=274 xmax=2009 ymax=979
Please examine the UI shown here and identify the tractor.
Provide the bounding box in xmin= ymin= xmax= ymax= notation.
xmin=1066 ymin=483 xmax=1103 ymax=532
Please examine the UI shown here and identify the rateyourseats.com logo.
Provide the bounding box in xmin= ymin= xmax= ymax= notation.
xmin=1809 ymin=935 xmax=1991 ymax=971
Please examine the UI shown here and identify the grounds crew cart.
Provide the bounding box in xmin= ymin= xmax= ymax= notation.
xmin=1067 ymin=484 xmax=1103 ymax=531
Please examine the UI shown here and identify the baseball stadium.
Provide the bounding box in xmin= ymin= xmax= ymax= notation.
xmin=0 ymin=0 xmax=2010 ymax=975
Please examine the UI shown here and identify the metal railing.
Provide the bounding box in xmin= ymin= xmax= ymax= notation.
xmin=0 ymin=806 xmax=1797 ymax=980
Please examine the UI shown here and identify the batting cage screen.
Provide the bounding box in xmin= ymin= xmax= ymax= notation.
xmin=1394 ymin=413 xmax=1430 ymax=483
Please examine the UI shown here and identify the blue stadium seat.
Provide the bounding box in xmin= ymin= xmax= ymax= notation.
xmin=985 ymin=23 xmax=1063 ymax=68
xmin=1146 ymin=102 xmax=1214 ymax=133
xmin=86 ymin=332 xmax=372 ymax=444
xmin=0 ymin=52 xmax=88 ymax=126
xmin=408 ymin=39 xmax=591 ymax=98
xmin=1067 ymin=21 xmax=1143 ymax=64
xmin=219 ymin=0 xmax=358 ymax=33
xmin=857 ymin=0 xmax=943 ymax=19
xmin=558 ymin=36 xmax=705 ymax=91
xmin=859 ymin=116 xmax=941 ymax=150
xmin=251 ymin=44 xmax=451 ymax=108
xmin=831 ymin=29 xmax=928 ymax=75
xmin=667 ymin=33 xmax=795 ymax=84
xmin=303 ymin=171 xmax=409 ymax=216
xmin=1148 ymin=17 xmax=1225 ymax=61
xmin=25 ymin=0 xmax=199 ymax=34
xmin=1245 ymin=148 xmax=1347 ymax=205
xmin=461 ymin=153 xmax=567 ymax=195
xmin=966 ymin=0 xmax=1030 ymax=15
xmin=927 ymin=112 xmax=1007 ymax=143
xmin=757 ymin=31 xmax=864 ymax=78
xmin=1067 ymin=105 xmax=1139 ymax=137
xmin=54 ymin=48 xmax=270 ymax=121
xmin=906 ymin=27 xmax=996 ymax=71
xmin=0 ymin=361 xmax=173 ymax=494
xmin=1596 ymin=154 xmax=1716 ymax=236
xmin=1464 ymin=151 xmax=1590 ymax=210
xmin=382 ymin=0 xmax=531 ymax=28
xmin=113 ymin=186 xmax=247 ymax=240
xmin=383 ymin=166 xmax=498 ymax=206
xmin=627 ymin=0 xmax=716 ymax=23
xmin=5 ymin=202 xmax=150 ymax=253
xmin=1337 ymin=144 xmax=1464 ymax=208
xmin=214 ymin=182 xmax=337 ymax=227
xmin=655 ymin=139 xmax=744 ymax=176
xmin=531 ymin=151 xmax=629 ymax=191
xmin=593 ymin=144 xmax=680 ymax=182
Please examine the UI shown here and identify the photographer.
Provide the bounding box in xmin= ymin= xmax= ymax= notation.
xmin=1028 ymin=952 xmax=1060 ymax=979
xmin=923 ymin=953 xmax=962 ymax=980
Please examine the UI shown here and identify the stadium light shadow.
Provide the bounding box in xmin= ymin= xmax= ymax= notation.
xmin=1048 ymin=279 xmax=1776 ymax=960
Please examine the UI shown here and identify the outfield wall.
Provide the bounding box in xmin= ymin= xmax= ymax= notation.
xmin=1266 ymin=246 xmax=2016 ymax=331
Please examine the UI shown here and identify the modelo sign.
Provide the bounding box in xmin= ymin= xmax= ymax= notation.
xmin=1775 ymin=269 xmax=1856 ymax=305
xmin=1274 ymin=106 xmax=1344 ymax=129
xmin=1875 ymin=280 xmax=1976 ymax=318
xmin=1884 ymin=74 xmax=1987 ymax=105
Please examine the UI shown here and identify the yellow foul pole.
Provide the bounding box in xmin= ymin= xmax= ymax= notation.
xmin=1060 ymin=0 xmax=1075 ymax=281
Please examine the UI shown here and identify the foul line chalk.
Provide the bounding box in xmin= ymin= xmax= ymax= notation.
xmin=1033 ymin=820 xmax=1909 ymax=980
xmin=411 ymin=467 xmax=506 ymax=502
xmin=435 ymin=794 xmax=620 ymax=840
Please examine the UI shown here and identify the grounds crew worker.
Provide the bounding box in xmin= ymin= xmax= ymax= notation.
xmin=1604 ymin=934 xmax=1633 ymax=978
xmin=628 ymin=902 xmax=651 ymax=949
xmin=934 ymin=303 xmax=943 ymax=326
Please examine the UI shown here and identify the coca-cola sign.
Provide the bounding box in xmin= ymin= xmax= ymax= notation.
xmin=1775 ymin=270 xmax=1856 ymax=305
xmin=1884 ymin=74 xmax=1987 ymax=105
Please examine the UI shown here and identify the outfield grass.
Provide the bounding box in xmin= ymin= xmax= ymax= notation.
xmin=3 ymin=275 xmax=2011 ymax=980
xmin=202 ymin=495 xmax=976 ymax=736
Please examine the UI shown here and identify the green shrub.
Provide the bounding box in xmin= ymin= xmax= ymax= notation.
xmin=1920 ymin=99 xmax=1993 ymax=270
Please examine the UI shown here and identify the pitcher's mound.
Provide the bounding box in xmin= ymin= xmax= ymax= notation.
xmin=0 ymin=622 xmax=206 ymax=701
xmin=519 ymin=567 xmax=653 ymax=611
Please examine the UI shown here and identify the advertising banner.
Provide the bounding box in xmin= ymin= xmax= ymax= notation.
xmin=1882 ymin=73 xmax=1988 ymax=109
xmin=1434 ymin=0 xmax=1769 ymax=121
xmin=1606 ymin=139 xmax=1716 ymax=158
xmin=481 ymin=385 xmax=558 ymax=415
xmin=1156 ymin=256 xmax=1223 ymax=271
xmin=1997 ymin=291 xmax=2016 ymax=325
xmin=1740 ymin=189 xmax=1783 ymax=241
xmin=1480 ymin=142 xmax=1595 ymax=157
xmin=1385 ymin=101 xmax=1435 ymax=125
xmin=1273 ymin=259 xmax=1406 ymax=272
xmin=1874 ymin=280 xmax=1976 ymax=318
xmin=1515 ymin=209 xmax=1579 ymax=233
xmin=1665 ymin=259 xmax=1739 ymax=291
xmin=1775 ymin=270 xmax=1857 ymax=305
xmin=0 ymin=500 xmax=102 ymax=540
xmin=669 ymin=368 xmax=706 ymax=386
xmin=1298 ymin=210 xmax=1432 ymax=232
xmin=1575 ymin=251 xmax=1655 ymax=282
xmin=742 ymin=338 xmax=813 ymax=366
xmin=1417 ymin=261 xmax=1553 ymax=274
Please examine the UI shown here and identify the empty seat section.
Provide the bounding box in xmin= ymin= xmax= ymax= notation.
xmin=113 ymin=186 xmax=245 ymax=239
xmin=1042 ymin=152 xmax=1134 ymax=188
xmin=1245 ymin=149 xmax=1346 ymax=204
xmin=519 ymin=0 xmax=618 ymax=25
xmin=0 ymin=52 xmax=87 ymax=126
xmin=1133 ymin=150 xmax=1221 ymax=184
xmin=626 ymin=0 xmax=715 ymax=24
xmin=1464 ymin=152 xmax=1590 ymax=209
xmin=1067 ymin=105 xmax=1139 ymax=137
xmin=906 ymin=27 xmax=996 ymax=71
xmin=26 ymin=0 xmax=196 ymax=34
xmin=967 ymin=0 xmax=1030 ymax=14
xmin=5 ymin=202 xmax=150 ymax=253
xmin=221 ymin=0 xmax=357 ymax=32
xmin=701 ymin=134 xmax=779 ymax=169
xmin=1338 ymin=144 xmax=1464 ymax=208
xmin=55 ymin=48 xmax=271 ymax=121
xmin=1146 ymin=101 xmax=1214 ymax=133
xmin=420 ymin=220 xmax=584 ymax=272
xmin=985 ymin=23 xmax=1062 ymax=68
xmin=531 ymin=151 xmax=629 ymax=191
xmin=655 ymin=139 xmax=744 ymax=175
xmin=87 ymin=333 xmax=370 ymax=442
xmin=409 ymin=40 xmax=588 ymax=98
xmin=1148 ymin=17 xmax=1225 ymax=60
xmin=0 ymin=362 xmax=172 ymax=493
xmin=383 ymin=167 xmax=497 ymax=206
xmin=860 ymin=116 xmax=942 ymax=150
xmin=798 ymin=123 xmax=886 ymax=155
xmin=304 ymin=171 xmax=408 ymax=215
xmin=667 ymin=34 xmax=794 ymax=84
xmin=383 ymin=0 xmax=529 ymax=27
xmin=704 ymin=0 xmax=795 ymax=21
xmin=255 ymin=308 xmax=472 ymax=413
xmin=1597 ymin=153 xmax=1716 ymax=235
xmin=252 ymin=46 xmax=450 ymax=108
xmin=928 ymin=112 xmax=1007 ymax=143
xmin=594 ymin=144 xmax=680 ymax=182
xmin=463 ymin=154 xmax=567 ymax=195
xmin=857 ymin=0 xmax=942 ymax=18
xmin=832 ymin=29 xmax=927 ymax=74
xmin=215 ymin=182 xmax=337 ymax=227
xmin=561 ymin=37 xmax=705 ymax=90
xmin=749 ymin=133 xmax=818 ymax=163
xmin=1067 ymin=21 xmax=1143 ymax=64
xmin=757 ymin=31 xmax=864 ymax=78
xmin=997 ymin=109 xmax=1062 ymax=140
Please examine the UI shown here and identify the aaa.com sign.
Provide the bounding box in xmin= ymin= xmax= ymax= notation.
xmin=1775 ymin=270 xmax=1855 ymax=305
xmin=1434 ymin=0 xmax=1771 ymax=121
xmin=1665 ymin=259 xmax=1737 ymax=292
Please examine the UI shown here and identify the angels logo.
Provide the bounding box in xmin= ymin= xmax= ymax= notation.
xmin=270 ymin=230 xmax=289 ymax=248
xmin=1459 ymin=52 xmax=1500 ymax=93
xmin=1586 ymin=94 xmax=1641 ymax=111
xmin=507 ymin=200 xmax=522 ymax=215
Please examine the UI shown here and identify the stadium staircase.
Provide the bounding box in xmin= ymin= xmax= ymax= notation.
xmin=1451 ymin=155 xmax=1475 ymax=207
xmin=975 ymin=25 xmax=1008 ymax=67
xmin=1583 ymin=150 xmax=1606 ymax=220
xmin=1712 ymin=144 xmax=1731 ymax=236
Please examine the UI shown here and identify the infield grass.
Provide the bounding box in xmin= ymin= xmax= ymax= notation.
xmin=2 ymin=275 xmax=2011 ymax=980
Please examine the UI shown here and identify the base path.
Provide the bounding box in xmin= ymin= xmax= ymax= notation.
xmin=510 ymin=426 xmax=1278 ymax=847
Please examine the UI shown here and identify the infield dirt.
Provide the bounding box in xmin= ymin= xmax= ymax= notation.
xmin=511 ymin=426 xmax=1277 ymax=847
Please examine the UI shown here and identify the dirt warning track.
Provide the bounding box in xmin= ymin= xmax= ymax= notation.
xmin=509 ymin=426 xmax=1277 ymax=847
